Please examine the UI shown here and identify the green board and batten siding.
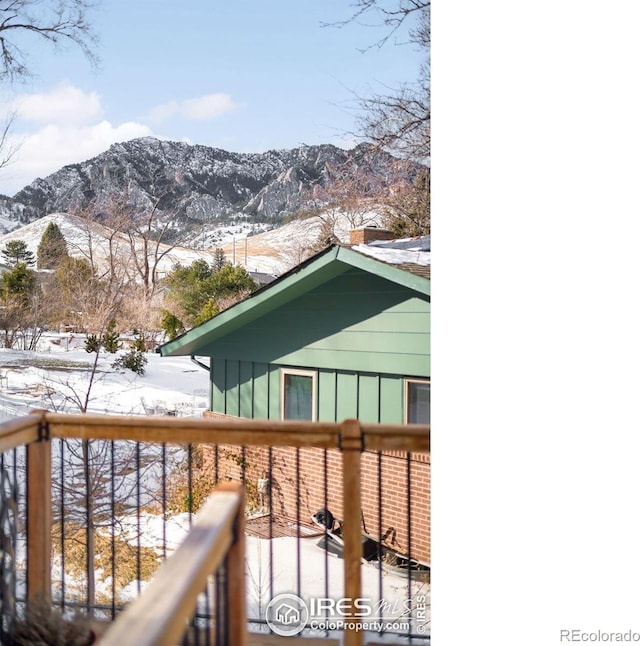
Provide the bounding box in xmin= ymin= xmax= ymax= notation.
xmin=212 ymin=360 xmax=406 ymax=424
xmin=160 ymin=245 xmax=429 ymax=425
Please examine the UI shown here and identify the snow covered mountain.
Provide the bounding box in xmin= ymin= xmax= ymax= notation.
xmin=0 ymin=138 xmax=410 ymax=241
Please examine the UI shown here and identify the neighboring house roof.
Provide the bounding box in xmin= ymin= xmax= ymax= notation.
xmin=248 ymin=270 xmax=279 ymax=287
xmin=352 ymin=235 xmax=430 ymax=280
xmin=158 ymin=242 xmax=430 ymax=358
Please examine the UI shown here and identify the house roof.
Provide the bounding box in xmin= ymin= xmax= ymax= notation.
xmin=248 ymin=270 xmax=279 ymax=286
xmin=351 ymin=235 xmax=430 ymax=279
xmin=158 ymin=242 xmax=430 ymax=358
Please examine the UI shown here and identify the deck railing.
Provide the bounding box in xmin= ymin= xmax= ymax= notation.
xmin=100 ymin=482 xmax=246 ymax=646
xmin=0 ymin=411 xmax=430 ymax=646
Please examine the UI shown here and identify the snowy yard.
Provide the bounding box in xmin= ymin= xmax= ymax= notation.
xmin=0 ymin=332 xmax=430 ymax=642
xmin=0 ymin=332 xmax=210 ymax=419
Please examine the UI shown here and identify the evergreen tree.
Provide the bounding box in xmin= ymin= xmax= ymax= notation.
xmin=207 ymin=263 xmax=256 ymax=299
xmin=103 ymin=319 xmax=121 ymax=353
xmin=112 ymin=335 xmax=148 ymax=375
xmin=213 ymin=247 xmax=227 ymax=272
xmin=194 ymin=299 xmax=220 ymax=326
xmin=1 ymin=240 xmax=35 ymax=267
xmin=37 ymin=221 xmax=69 ymax=269
xmin=160 ymin=311 xmax=185 ymax=341
xmin=130 ymin=329 xmax=147 ymax=352
xmin=1 ymin=262 xmax=37 ymax=306
xmin=164 ymin=260 xmax=256 ymax=327
xmin=85 ymin=334 xmax=100 ymax=353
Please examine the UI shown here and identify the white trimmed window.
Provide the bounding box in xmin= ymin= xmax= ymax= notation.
xmin=281 ymin=369 xmax=317 ymax=421
xmin=405 ymin=379 xmax=430 ymax=424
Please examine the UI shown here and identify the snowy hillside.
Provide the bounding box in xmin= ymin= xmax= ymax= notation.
xmin=0 ymin=212 xmax=219 ymax=274
xmin=222 ymin=209 xmax=386 ymax=274
xmin=0 ymin=208 xmax=388 ymax=276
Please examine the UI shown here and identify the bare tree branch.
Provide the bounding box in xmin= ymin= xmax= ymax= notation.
xmin=0 ymin=0 xmax=99 ymax=84
xmin=0 ymin=110 xmax=18 ymax=171
xmin=323 ymin=0 xmax=429 ymax=50
xmin=327 ymin=1 xmax=430 ymax=161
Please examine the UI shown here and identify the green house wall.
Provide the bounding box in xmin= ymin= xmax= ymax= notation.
xmin=207 ymin=268 xmax=429 ymax=423
xmin=212 ymin=359 xmax=410 ymax=424
xmin=200 ymin=268 xmax=429 ymax=377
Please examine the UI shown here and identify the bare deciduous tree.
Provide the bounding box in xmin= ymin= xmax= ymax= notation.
xmin=382 ymin=164 xmax=430 ymax=236
xmin=125 ymin=198 xmax=182 ymax=304
xmin=312 ymin=151 xmax=388 ymax=247
xmin=0 ymin=0 xmax=99 ymax=176
xmin=0 ymin=111 xmax=18 ymax=171
xmin=329 ymin=0 xmax=430 ymax=162
xmin=328 ymin=0 xmax=430 ymax=50
xmin=0 ymin=0 xmax=99 ymax=84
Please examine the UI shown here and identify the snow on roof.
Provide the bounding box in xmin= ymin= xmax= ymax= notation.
xmin=352 ymin=235 xmax=430 ymax=267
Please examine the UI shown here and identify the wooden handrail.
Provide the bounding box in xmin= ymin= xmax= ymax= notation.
xmin=361 ymin=423 xmax=430 ymax=453
xmin=45 ymin=413 xmax=342 ymax=448
xmin=0 ymin=413 xmax=429 ymax=454
xmin=42 ymin=413 xmax=429 ymax=454
xmin=0 ymin=415 xmax=40 ymax=453
xmin=99 ymin=483 xmax=246 ymax=646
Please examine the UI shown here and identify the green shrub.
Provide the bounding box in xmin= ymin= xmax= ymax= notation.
xmin=84 ymin=334 xmax=100 ymax=353
xmin=112 ymin=349 xmax=148 ymax=375
xmin=103 ymin=319 xmax=121 ymax=353
xmin=160 ymin=311 xmax=185 ymax=341
xmin=130 ymin=329 xmax=147 ymax=352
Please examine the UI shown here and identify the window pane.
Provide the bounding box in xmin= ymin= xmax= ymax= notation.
xmin=284 ymin=374 xmax=313 ymax=420
xmin=408 ymin=382 xmax=430 ymax=424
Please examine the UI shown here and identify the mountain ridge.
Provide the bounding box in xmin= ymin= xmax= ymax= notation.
xmin=0 ymin=138 xmax=409 ymax=243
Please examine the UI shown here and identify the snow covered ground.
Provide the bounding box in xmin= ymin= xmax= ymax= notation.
xmin=0 ymin=332 xmax=210 ymax=419
xmin=0 ymin=332 xmax=430 ymax=643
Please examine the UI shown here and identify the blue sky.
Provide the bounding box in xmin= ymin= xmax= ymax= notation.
xmin=0 ymin=0 xmax=424 ymax=196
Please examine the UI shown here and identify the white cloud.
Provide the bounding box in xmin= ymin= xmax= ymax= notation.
xmin=7 ymin=83 xmax=104 ymax=126
xmin=181 ymin=94 xmax=237 ymax=120
xmin=1 ymin=121 xmax=154 ymax=195
xmin=148 ymin=93 xmax=237 ymax=123
xmin=0 ymin=85 xmax=238 ymax=196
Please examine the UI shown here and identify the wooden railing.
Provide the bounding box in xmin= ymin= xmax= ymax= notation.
xmin=100 ymin=482 xmax=246 ymax=646
xmin=0 ymin=411 xmax=430 ymax=646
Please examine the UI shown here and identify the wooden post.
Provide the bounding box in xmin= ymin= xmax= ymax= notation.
xmin=26 ymin=411 xmax=51 ymax=603
xmin=341 ymin=418 xmax=363 ymax=646
xmin=100 ymin=485 xmax=243 ymax=646
xmin=220 ymin=482 xmax=246 ymax=646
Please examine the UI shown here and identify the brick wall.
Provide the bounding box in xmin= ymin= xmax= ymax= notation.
xmin=201 ymin=443 xmax=430 ymax=564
